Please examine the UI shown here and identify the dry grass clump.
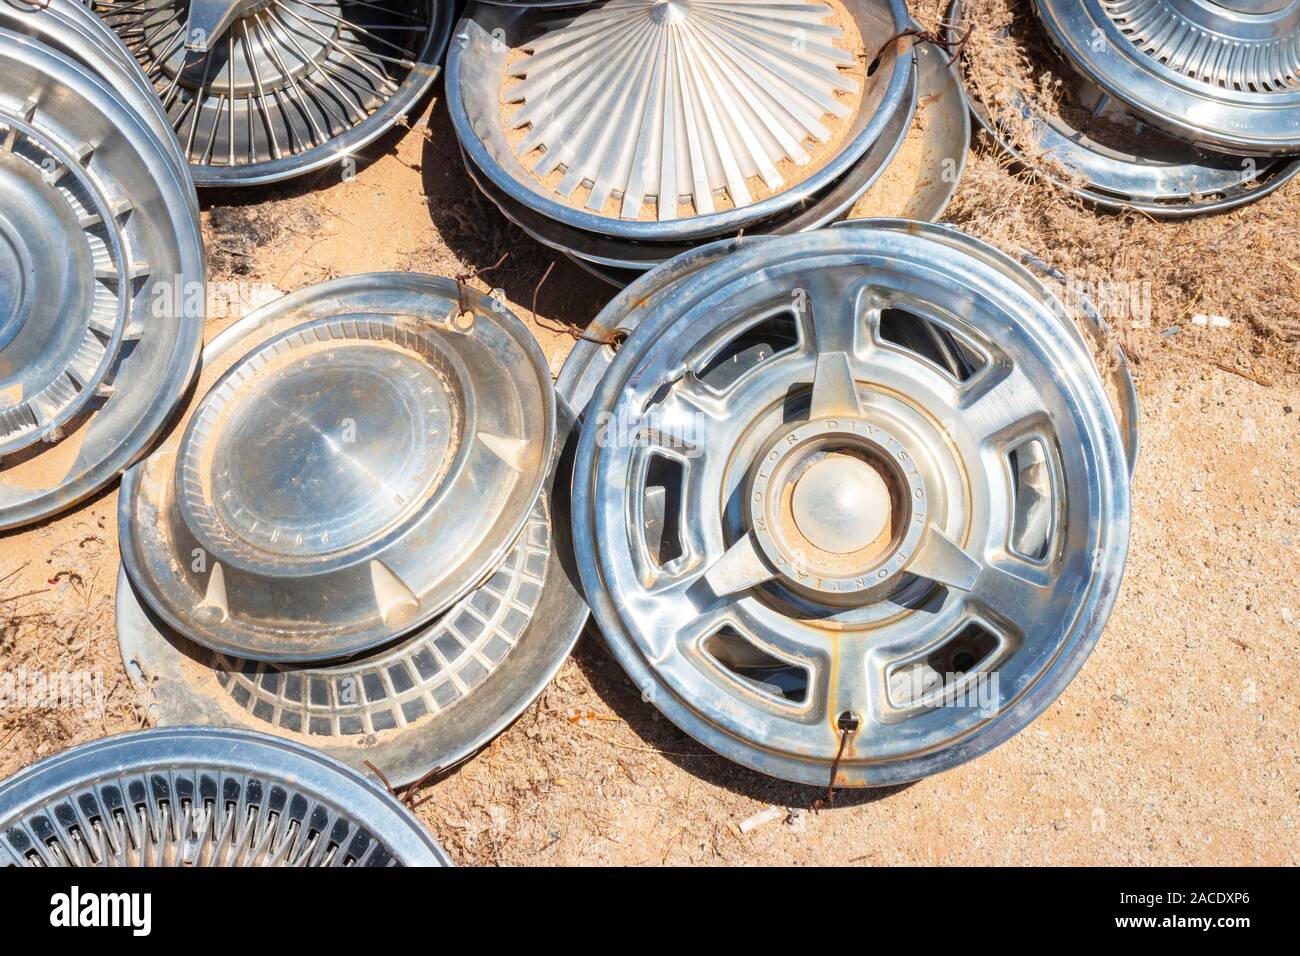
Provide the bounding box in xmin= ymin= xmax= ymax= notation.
xmin=910 ymin=0 xmax=1300 ymax=383
xmin=0 ymin=527 xmax=145 ymax=779
xmin=953 ymin=0 xmax=1193 ymax=162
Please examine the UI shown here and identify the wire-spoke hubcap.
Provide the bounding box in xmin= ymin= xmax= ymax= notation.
xmin=91 ymin=0 xmax=453 ymax=184
xmin=155 ymin=0 xmax=340 ymax=94
xmin=572 ymin=227 xmax=1131 ymax=786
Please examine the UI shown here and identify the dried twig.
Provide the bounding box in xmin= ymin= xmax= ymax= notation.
xmin=1212 ymin=362 xmax=1273 ymax=388
xmin=364 ymin=759 xmax=445 ymax=810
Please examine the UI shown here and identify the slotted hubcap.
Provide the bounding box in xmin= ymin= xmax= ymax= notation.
xmin=572 ymin=227 xmax=1131 ymax=786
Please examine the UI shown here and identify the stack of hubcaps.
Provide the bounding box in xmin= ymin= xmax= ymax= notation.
xmin=1036 ymin=0 xmax=1300 ymax=156
xmin=0 ymin=728 xmax=451 ymax=866
xmin=0 ymin=1 xmax=203 ymax=530
xmin=117 ymin=275 xmax=588 ymax=786
xmin=448 ymin=0 xmax=955 ymax=279
xmin=88 ymin=0 xmax=454 ymax=185
xmin=568 ymin=224 xmax=1132 ymax=786
xmin=949 ymin=0 xmax=1300 ymax=215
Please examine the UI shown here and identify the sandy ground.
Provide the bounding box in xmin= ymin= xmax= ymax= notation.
xmin=2 ymin=11 xmax=1298 ymax=865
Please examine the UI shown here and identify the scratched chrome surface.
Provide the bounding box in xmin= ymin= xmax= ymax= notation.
xmin=558 ymin=222 xmax=1138 ymax=479
xmin=119 ymin=273 xmax=555 ymax=663
xmin=571 ymin=227 xmax=1130 ymax=786
xmin=0 ymin=727 xmax=451 ymax=866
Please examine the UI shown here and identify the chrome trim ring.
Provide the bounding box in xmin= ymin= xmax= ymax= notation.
xmin=840 ymin=38 xmax=970 ymax=223
xmin=571 ymin=227 xmax=1130 ymax=786
xmin=0 ymin=727 xmax=451 ymax=866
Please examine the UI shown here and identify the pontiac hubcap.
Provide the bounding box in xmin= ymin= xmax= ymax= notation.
xmin=572 ymin=226 xmax=1131 ymax=787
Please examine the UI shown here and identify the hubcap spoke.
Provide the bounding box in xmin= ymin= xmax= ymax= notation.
xmin=797 ymin=269 xmax=867 ymax=357
xmin=808 ymin=350 xmax=863 ymax=419
xmin=966 ymin=563 xmax=1052 ymax=643
xmin=701 ymin=532 xmax=778 ymax=598
xmin=962 ymin=364 xmax=1046 ymax=445
xmin=826 ymin=637 xmax=873 ymax=727
xmin=184 ymin=0 xmax=244 ymax=51
xmin=908 ymin=527 xmax=983 ymax=592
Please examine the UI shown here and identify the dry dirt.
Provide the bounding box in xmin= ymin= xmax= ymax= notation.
xmin=2 ymin=2 xmax=1298 ymax=865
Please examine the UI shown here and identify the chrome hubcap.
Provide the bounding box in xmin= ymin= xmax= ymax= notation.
xmin=0 ymin=729 xmax=451 ymax=867
xmin=572 ymin=227 xmax=1131 ymax=786
xmin=119 ymin=274 xmax=555 ymax=663
xmin=447 ymin=0 xmax=914 ymax=243
xmin=0 ymin=31 xmax=203 ymax=530
xmin=1035 ymin=0 xmax=1300 ymax=154
xmin=91 ymin=0 xmax=453 ymax=184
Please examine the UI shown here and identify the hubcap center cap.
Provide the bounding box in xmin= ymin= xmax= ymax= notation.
xmin=748 ymin=418 xmax=928 ymax=603
xmin=791 ymin=454 xmax=891 ymax=554
xmin=650 ymin=1 xmax=689 ymax=25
